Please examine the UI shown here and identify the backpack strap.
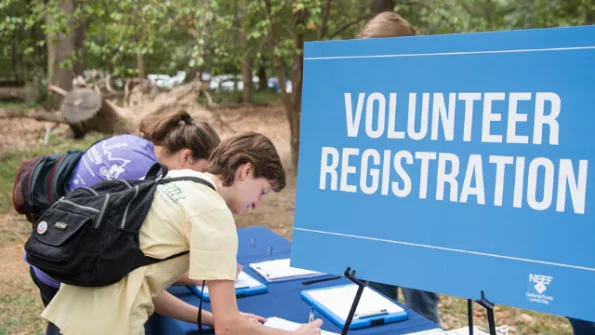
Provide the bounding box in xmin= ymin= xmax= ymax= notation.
xmin=159 ymin=176 xmax=216 ymax=191
xmin=145 ymin=163 xmax=168 ymax=180
xmin=136 ymin=177 xmax=216 ymax=268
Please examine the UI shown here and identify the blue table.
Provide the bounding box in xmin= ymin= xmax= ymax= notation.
xmin=146 ymin=227 xmax=440 ymax=334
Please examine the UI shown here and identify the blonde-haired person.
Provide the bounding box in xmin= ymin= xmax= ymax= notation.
xmin=357 ymin=11 xmax=442 ymax=327
xmin=41 ymin=132 xmax=323 ymax=335
xmin=358 ymin=11 xmax=416 ymax=38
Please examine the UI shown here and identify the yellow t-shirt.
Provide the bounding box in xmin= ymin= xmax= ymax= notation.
xmin=41 ymin=170 xmax=238 ymax=335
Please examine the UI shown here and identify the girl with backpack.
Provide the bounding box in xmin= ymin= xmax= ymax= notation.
xmin=25 ymin=110 xmax=261 ymax=334
xmin=37 ymin=131 xmax=323 ymax=335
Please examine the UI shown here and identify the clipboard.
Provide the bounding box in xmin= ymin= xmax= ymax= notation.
xmin=188 ymin=270 xmax=268 ymax=302
xmin=249 ymin=258 xmax=325 ymax=283
xmin=300 ymin=283 xmax=408 ymax=330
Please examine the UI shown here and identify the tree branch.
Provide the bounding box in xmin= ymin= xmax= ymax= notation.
xmin=328 ymin=13 xmax=374 ymax=39
xmin=48 ymin=84 xmax=68 ymax=97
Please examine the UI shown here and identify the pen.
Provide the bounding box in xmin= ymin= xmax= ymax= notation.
xmin=302 ymin=275 xmax=342 ymax=286
xmin=354 ymin=308 xmax=388 ymax=319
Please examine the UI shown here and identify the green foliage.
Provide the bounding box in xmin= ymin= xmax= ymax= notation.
xmin=0 ymin=0 xmax=592 ymax=87
xmin=0 ymin=0 xmax=46 ymax=80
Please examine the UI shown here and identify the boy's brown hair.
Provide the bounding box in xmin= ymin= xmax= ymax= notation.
xmin=358 ymin=11 xmax=416 ymax=39
xmin=139 ymin=110 xmax=221 ymax=160
xmin=208 ymin=132 xmax=286 ymax=192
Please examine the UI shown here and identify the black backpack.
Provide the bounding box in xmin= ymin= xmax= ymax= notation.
xmin=12 ymin=150 xmax=85 ymax=224
xmin=23 ymin=163 xmax=215 ymax=287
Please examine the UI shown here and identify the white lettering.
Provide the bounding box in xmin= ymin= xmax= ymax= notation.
xmin=513 ymin=157 xmax=525 ymax=208
xmin=460 ymin=154 xmax=485 ymax=204
xmin=436 ymin=153 xmax=459 ymax=201
xmin=490 ymin=155 xmax=514 ymax=206
xmin=387 ymin=93 xmax=405 ymax=139
xmin=482 ymin=92 xmax=505 ymax=143
xmin=365 ymin=92 xmax=386 ymax=139
xmin=381 ymin=150 xmax=392 ymax=195
xmin=459 ymin=93 xmax=481 ymax=142
xmin=319 ymin=147 xmax=339 ymax=190
xmin=340 ymin=148 xmax=359 ymax=192
xmin=415 ymin=152 xmax=437 ymax=199
xmin=431 ymin=93 xmax=456 ymax=141
xmin=507 ymin=93 xmax=531 ymax=144
xmin=360 ymin=149 xmax=380 ymax=194
xmin=407 ymin=93 xmax=430 ymax=140
xmin=392 ymin=150 xmax=413 ymax=197
xmin=534 ymin=92 xmax=561 ymax=145
xmin=344 ymin=93 xmax=365 ymax=137
xmin=527 ymin=157 xmax=555 ymax=211
xmin=557 ymin=159 xmax=588 ymax=214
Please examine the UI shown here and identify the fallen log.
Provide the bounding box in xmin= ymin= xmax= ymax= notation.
xmin=52 ymin=85 xmax=134 ymax=136
xmin=0 ymin=78 xmax=215 ymax=139
xmin=0 ymin=108 xmax=66 ymax=123
xmin=0 ymin=86 xmax=27 ymax=101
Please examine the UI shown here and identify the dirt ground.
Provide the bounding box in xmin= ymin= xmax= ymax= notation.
xmin=0 ymin=105 xmax=574 ymax=334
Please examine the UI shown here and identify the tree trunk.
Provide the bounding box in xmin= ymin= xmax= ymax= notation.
xmin=50 ymin=86 xmax=134 ymax=138
xmin=586 ymin=9 xmax=595 ymax=25
xmin=287 ymin=103 xmax=301 ymax=169
xmin=72 ymin=13 xmax=87 ymax=76
xmin=263 ymin=0 xmax=306 ymax=169
xmin=136 ymin=53 xmax=145 ymax=78
xmin=49 ymin=0 xmax=75 ymax=92
xmin=257 ymin=65 xmax=268 ymax=90
xmin=47 ymin=0 xmax=86 ymax=126
xmin=370 ymin=0 xmax=395 ymax=14
xmin=240 ymin=30 xmax=253 ymax=104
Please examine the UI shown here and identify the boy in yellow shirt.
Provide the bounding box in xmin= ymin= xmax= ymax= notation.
xmin=41 ymin=132 xmax=323 ymax=335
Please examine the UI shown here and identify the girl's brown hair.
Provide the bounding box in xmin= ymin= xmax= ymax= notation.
xmin=139 ymin=110 xmax=220 ymax=160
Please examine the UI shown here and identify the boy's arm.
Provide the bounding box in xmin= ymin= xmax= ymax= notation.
xmin=173 ymin=264 xmax=242 ymax=286
xmin=208 ymin=280 xmax=323 ymax=335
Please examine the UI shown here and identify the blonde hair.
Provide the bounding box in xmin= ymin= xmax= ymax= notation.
xmin=358 ymin=11 xmax=416 ymax=39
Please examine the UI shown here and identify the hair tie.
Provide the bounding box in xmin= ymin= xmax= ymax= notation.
xmin=178 ymin=113 xmax=193 ymax=126
xmin=183 ymin=114 xmax=193 ymax=123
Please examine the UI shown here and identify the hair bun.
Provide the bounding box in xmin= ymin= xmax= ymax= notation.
xmin=180 ymin=112 xmax=193 ymax=124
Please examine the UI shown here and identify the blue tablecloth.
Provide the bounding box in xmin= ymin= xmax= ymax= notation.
xmin=146 ymin=227 xmax=440 ymax=334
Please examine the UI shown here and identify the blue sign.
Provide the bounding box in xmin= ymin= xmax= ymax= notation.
xmin=290 ymin=25 xmax=595 ymax=323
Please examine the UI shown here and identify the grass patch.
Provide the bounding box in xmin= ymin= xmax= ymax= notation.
xmin=0 ymin=276 xmax=45 ymax=335
xmin=0 ymin=133 xmax=105 ymax=215
xmin=0 ymin=101 xmax=28 ymax=110
xmin=0 ymin=293 xmax=44 ymax=335
xmin=437 ymin=294 xmax=573 ymax=334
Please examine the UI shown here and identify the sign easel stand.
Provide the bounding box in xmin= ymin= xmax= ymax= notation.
xmin=341 ymin=267 xmax=368 ymax=335
xmin=468 ymin=290 xmax=497 ymax=335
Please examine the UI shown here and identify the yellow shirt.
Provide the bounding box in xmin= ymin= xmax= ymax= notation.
xmin=41 ymin=170 xmax=238 ymax=335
